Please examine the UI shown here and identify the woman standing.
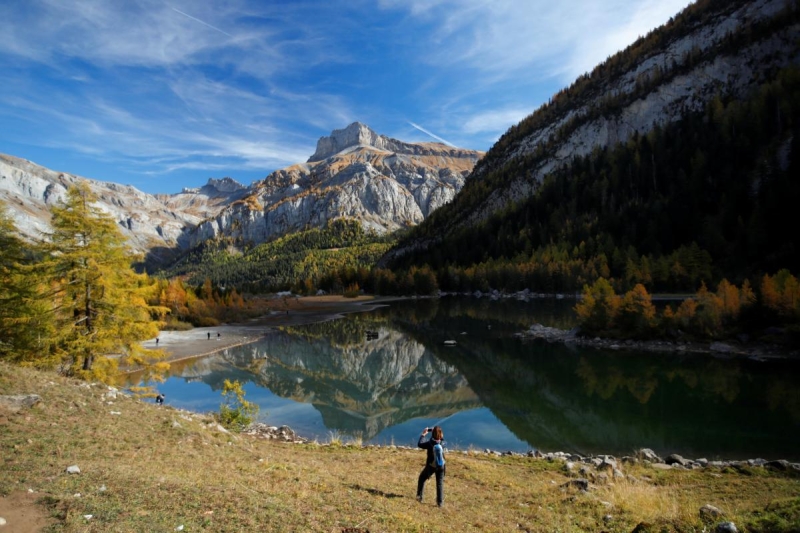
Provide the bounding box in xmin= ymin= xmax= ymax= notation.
xmin=416 ymin=425 xmax=446 ymax=507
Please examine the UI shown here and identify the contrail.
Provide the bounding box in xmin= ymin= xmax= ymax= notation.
xmin=171 ymin=7 xmax=231 ymax=37
xmin=408 ymin=122 xmax=455 ymax=147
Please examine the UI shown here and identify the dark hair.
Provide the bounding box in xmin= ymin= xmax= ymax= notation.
xmin=432 ymin=426 xmax=443 ymax=441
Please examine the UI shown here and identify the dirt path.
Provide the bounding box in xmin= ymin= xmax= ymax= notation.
xmin=0 ymin=491 xmax=55 ymax=533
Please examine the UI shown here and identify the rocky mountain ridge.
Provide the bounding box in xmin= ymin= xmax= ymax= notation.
xmin=186 ymin=122 xmax=483 ymax=248
xmin=384 ymin=0 xmax=800 ymax=263
xmin=0 ymin=123 xmax=483 ymax=262
xmin=0 ymin=153 xmax=206 ymax=256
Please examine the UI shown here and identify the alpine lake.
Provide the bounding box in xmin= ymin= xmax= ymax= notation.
xmin=129 ymin=296 xmax=800 ymax=462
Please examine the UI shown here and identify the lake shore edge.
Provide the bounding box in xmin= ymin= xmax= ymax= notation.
xmin=517 ymin=323 xmax=800 ymax=360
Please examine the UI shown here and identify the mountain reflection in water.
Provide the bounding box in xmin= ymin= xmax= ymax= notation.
xmin=133 ymin=297 xmax=800 ymax=460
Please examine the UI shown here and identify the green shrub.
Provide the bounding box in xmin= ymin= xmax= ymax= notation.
xmin=217 ymin=379 xmax=259 ymax=432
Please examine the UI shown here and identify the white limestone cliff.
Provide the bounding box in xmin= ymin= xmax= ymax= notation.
xmin=187 ymin=127 xmax=484 ymax=248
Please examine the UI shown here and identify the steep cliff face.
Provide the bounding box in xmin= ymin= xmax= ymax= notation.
xmin=188 ymin=122 xmax=483 ymax=248
xmin=0 ymin=153 xmax=251 ymax=256
xmin=0 ymin=154 xmax=198 ymax=254
xmin=1 ymin=123 xmax=482 ymax=260
xmin=384 ymin=0 xmax=800 ymax=262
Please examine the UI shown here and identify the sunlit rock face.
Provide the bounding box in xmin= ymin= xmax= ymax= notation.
xmin=382 ymin=0 xmax=800 ymax=265
xmin=188 ymin=122 xmax=484 ymax=248
xmin=1 ymin=122 xmax=483 ymax=258
xmin=0 ymin=153 xmax=246 ymax=257
xmin=464 ymin=0 xmax=797 ymax=225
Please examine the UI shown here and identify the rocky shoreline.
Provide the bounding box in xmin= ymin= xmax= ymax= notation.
xmin=516 ymin=323 xmax=800 ymax=359
xmin=241 ymin=422 xmax=800 ymax=473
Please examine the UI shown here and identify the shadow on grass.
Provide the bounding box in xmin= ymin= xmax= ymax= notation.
xmin=346 ymin=483 xmax=405 ymax=499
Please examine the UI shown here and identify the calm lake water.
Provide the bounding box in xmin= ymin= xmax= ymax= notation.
xmin=131 ymin=296 xmax=800 ymax=461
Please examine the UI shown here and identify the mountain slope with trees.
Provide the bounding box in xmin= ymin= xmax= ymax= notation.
xmin=382 ymin=0 xmax=800 ymax=295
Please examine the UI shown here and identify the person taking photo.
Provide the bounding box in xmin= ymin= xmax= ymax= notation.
xmin=416 ymin=425 xmax=446 ymax=507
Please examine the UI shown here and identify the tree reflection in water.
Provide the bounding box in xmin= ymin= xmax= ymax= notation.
xmin=134 ymin=297 xmax=800 ymax=460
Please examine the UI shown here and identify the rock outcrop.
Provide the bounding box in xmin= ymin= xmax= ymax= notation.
xmin=384 ymin=0 xmax=800 ymax=261
xmin=187 ymin=123 xmax=483 ymax=248
xmin=1 ymin=123 xmax=483 ymax=261
xmin=0 ymin=154 xmax=244 ymax=258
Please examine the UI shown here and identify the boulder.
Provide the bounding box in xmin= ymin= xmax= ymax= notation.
xmin=560 ymin=478 xmax=589 ymax=492
xmin=0 ymin=394 xmax=41 ymax=413
xmin=699 ymin=504 xmax=723 ymax=521
xmin=665 ymin=454 xmax=689 ymax=466
xmin=637 ymin=448 xmax=662 ymax=463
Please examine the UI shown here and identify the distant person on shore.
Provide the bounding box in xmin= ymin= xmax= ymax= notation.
xmin=416 ymin=425 xmax=446 ymax=507
xmin=156 ymin=393 xmax=165 ymax=406
xmin=208 ymin=332 xmax=211 ymax=340
xmin=217 ymin=332 xmax=220 ymax=340
xmin=155 ymin=337 xmax=159 ymax=346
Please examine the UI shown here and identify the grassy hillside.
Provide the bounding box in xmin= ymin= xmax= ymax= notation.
xmin=1 ymin=362 xmax=799 ymax=532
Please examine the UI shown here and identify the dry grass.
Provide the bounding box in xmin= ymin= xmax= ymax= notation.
xmin=1 ymin=361 xmax=798 ymax=532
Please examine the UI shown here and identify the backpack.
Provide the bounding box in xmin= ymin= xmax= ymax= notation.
xmin=433 ymin=442 xmax=445 ymax=468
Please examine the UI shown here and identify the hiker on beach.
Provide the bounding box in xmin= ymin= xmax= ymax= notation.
xmin=208 ymin=332 xmax=210 ymax=340
xmin=416 ymin=425 xmax=446 ymax=507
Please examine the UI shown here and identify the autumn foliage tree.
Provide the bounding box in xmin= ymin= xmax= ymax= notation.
xmin=42 ymin=183 xmax=167 ymax=380
xmin=575 ymin=278 xmax=619 ymax=335
xmin=0 ymin=202 xmax=54 ymax=364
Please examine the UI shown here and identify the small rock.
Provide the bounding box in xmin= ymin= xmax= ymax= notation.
xmin=765 ymin=459 xmax=789 ymax=471
xmin=0 ymin=517 xmax=7 ymax=526
xmin=710 ymin=342 xmax=734 ymax=353
xmin=66 ymin=465 xmax=81 ymax=474
xmin=665 ymin=454 xmax=688 ymax=466
xmin=700 ymin=504 xmax=723 ymax=521
xmin=561 ymin=478 xmax=589 ymax=491
xmin=716 ymin=522 xmax=738 ymax=533
xmin=637 ymin=448 xmax=661 ymax=462
xmin=0 ymin=394 xmax=42 ymax=413
xmin=599 ymin=456 xmax=618 ymax=470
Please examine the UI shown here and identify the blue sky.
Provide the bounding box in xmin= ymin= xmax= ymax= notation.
xmin=0 ymin=0 xmax=691 ymax=194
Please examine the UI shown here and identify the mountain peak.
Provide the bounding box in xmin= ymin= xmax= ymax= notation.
xmin=308 ymin=122 xmax=389 ymax=162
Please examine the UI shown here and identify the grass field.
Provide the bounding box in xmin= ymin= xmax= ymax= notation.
xmin=1 ymin=362 xmax=799 ymax=532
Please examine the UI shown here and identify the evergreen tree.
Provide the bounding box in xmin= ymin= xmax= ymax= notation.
xmin=43 ymin=183 xmax=166 ymax=380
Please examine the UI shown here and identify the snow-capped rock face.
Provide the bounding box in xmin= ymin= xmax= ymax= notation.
xmin=187 ymin=127 xmax=484 ymax=247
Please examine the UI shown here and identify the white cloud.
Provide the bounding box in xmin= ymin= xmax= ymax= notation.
xmin=380 ymin=0 xmax=691 ymax=82
xmin=462 ymin=108 xmax=532 ymax=135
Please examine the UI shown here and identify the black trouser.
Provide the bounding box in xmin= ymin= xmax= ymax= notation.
xmin=417 ymin=464 xmax=445 ymax=505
